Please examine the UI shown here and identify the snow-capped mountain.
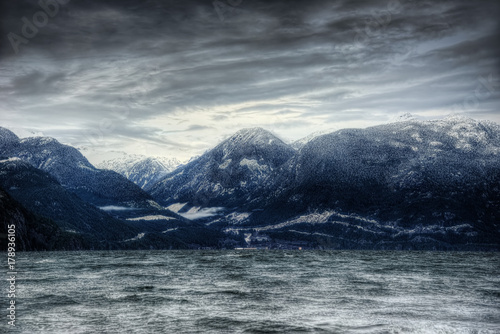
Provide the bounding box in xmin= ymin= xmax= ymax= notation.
xmin=96 ymin=153 xmax=145 ymax=175
xmin=98 ymin=155 xmax=181 ymax=189
xmin=0 ymin=157 xmax=225 ymax=250
xmin=2 ymin=116 xmax=499 ymax=250
xmin=279 ymin=115 xmax=500 ymax=211
xmin=244 ymin=116 xmax=500 ymax=249
xmin=148 ymin=116 xmax=500 ymax=250
xmin=149 ymin=127 xmax=296 ymax=208
xmin=0 ymin=128 xmax=153 ymax=207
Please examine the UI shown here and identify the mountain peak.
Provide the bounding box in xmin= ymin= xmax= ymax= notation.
xmin=393 ymin=112 xmax=418 ymax=122
xmin=235 ymin=127 xmax=268 ymax=134
xmin=0 ymin=126 xmax=20 ymax=144
xmin=215 ymin=127 xmax=292 ymax=160
xmin=226 ymin=127 xmax=282 ymax=146
xmin=234 ymin=127 xmax=274 ymax=136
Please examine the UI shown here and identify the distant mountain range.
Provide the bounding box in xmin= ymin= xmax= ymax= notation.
xmin=97 ymin=155 xmax=181 ymax=189
xmin=1 ymin=116 xmax=499 ymax=251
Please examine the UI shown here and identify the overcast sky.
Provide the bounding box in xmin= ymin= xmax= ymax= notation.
xmin=1 ymin=0 xmax=499 ymax=162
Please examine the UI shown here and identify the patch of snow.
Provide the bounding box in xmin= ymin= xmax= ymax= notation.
xmin=126 ymin=215 xmax=175 ymax=221
xmin=78 ymin=162 xmax=95 ymax=171
xmin=219 ymin=159 xmax=232 ymax=169
xmin=0 ymin=157 xmax=22 ymax=163
xmin=179 ymin=207 xmax=224 ymax=220
xmin=250 ymin=211 xmax=336 ymax=231
xmin=226 ymin=212 xmax=251 ymax=224
xmin=99 ymin=205 xmax=135 ymax=211
xmin=64 ymin=230 xmax=79 ymax=234
xmin=147 ymin=200 xmax=163 ymax=210
xmin=166 ymin=202 xmax=188 ymax=213
xmin=224 ymin=210 xmax=391 ymax=235
xmin=162 ymin=228 xmax=178 ymax=233
xmin=124 ymin=233 xmax=145 ymax=242
xmin=244 ymin=233 xmax=252 ymax=244
xmin=411 ymin=133 xmax=423 ymax=143
xmin=239 ymin=158 xmax=268 ymax=174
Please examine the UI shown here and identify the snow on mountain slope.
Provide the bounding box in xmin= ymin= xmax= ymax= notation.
xmin=0 ymin=127 xmax=19 ymax=151
xmin=291 ymin=128 xmax=336 ymax=150
xmin=0 ymin=128 xmax=153 ymax=207
xmin=2 ymin=115 xmax=499 ymax=250
xmin=98 ymin=155 xmax=181 ymax=189
xmin=147 ymin=117 xmax=500 ymax=250
xmin=149 ymin=127 xmax=296 ymax=207
xmin=97 ymin=154 xmax=145 ymax=175
xmin=239 ymin=116 xmax=500 ymax=248
xmin=0 ymin=158 xmax=139 ymax=243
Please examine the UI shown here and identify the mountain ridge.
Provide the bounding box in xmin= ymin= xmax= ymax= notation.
xmin=0 ymin=129 xmax=154 ymax=208
xmin=149 ymin=127 xmax=296 ymax=208
xmin=98 ymin=155 xmax=181 ymax=189
xmin=148 ymin=117 xmax=500 ymax=250
xmin=2 ymin=116 xmax=499 ymax=250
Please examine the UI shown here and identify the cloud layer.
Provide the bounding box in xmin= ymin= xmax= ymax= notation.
xmin=1 ymin=0 xmax=499 ymax=161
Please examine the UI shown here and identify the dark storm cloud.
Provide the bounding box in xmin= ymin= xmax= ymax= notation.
xmin=0 ymin=0 xmax=499 ymax=160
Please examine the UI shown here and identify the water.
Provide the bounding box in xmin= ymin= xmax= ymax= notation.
xmin=2 ymin=251 xmax=499 ymax=333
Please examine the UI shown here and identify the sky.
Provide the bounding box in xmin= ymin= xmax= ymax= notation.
xmin=1 ymin=0 xmax=499 ymax=163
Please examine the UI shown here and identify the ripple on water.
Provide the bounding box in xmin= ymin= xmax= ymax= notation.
xmin=10 ymin=251 xmax=500 ymax=334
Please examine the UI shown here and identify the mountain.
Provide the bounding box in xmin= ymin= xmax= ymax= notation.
xmin=3 ymin=116 xmax=499 ymax=250
xmin=284 ymin=115 xmax=500 ymax=216
xmin=149 ymin=128 xmax=296 ymax=209
xmin=0 ymin=128 xmax=153 ymax=208
xmin=0 ymin=126 xmax=233 ymax=249
xmin=0 ymin=157 xmax=227 ymax=250
xmin=0 ymin=185 xmax=87 ymax=251
xmin=243 ymin=116 xmax=500 ymax=249
xmin=149 ymin=117 xmax=500 ymax=250
xmin=0 ymin=158 xmax=139 ymax=247
xmin=98 ymin=155 xmax=181 ymax=189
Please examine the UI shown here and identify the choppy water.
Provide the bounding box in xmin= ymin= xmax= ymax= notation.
xmin=2 ymin=251 xmax=499 ymax=333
